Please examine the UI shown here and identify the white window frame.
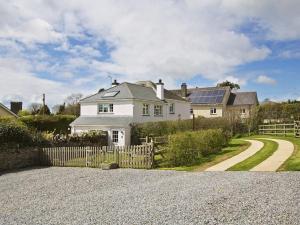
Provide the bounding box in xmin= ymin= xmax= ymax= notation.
xmin=169 ymin=103 xmax=175 ymax=114
xmin=241 ymin=108 xmax=246 ymax=115
xmin=98 ymin=103 xmax=113 ymax=113
xmin=142 ymin=104 xmax=150 ymax=116
xmin=154 ymin=105 xmax=163 ymax=116
xmin=210 ymin=108 xmax=217 ymax=115
xmin=112 ymin=130 xmax=119 ymax=143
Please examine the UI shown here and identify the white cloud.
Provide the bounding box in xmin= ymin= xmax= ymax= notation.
xmin=256 ymin=75 xmax=277 ymax=85
xmin=0 ymin=0 xmax=299 ymax=105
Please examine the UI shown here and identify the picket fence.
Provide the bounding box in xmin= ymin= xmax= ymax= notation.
xmin=41 ymin=143 xmax=154 ymax=169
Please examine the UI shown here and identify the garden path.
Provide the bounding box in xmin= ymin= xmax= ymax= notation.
xmin=250 ymin=138 xmax=294 ymax=172
xmin=205 ymin=140 xmax=264 ymax=171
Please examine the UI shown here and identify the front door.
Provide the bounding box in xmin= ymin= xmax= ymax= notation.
xmin=111 ymin=129 xmax=125 ymax=146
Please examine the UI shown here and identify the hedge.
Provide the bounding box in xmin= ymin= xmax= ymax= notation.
xmin=165 ymin=129 xmax=229 ymax=166
xmin=0 ymin=118 xmax=35 ymax=148
xmin=19 ymin=115 xmax=76 ymax=134
xmin=131 ymin=117 xmax=246 ymax=143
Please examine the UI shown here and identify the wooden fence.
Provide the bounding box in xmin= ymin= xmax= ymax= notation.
xmin=258 ymin=121 xmax=299 ymax=137
xmin=41 ymin=143 xmax=154 ymax=169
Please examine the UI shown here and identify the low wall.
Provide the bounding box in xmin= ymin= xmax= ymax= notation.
xmin=0 ymin=147 xmax=40 ymax=172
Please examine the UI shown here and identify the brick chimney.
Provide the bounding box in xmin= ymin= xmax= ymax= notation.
xmin=156 ymin=79 xmax=164 ymax=100
xmin=181 ymin=83 xmax=187 ymax=98
xmin=10 ymin=102 xmax=22 ymax=114
xmin=112 ymin=79 xmax=119 ymax=87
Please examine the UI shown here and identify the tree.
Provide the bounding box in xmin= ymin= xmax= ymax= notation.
xmin=38 ymin=105 xmax=51 ymax=115
xmin=29 ymin=103 xmax=42 ymax=115
xmin=18 ymin=110 xmax=31 ymax=117
xmin=217 ymin=80 xmax=240 ymax=90
xmin=65 ymin=93 xmax=83 ymax=105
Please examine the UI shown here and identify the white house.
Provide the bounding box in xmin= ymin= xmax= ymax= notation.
xmin=70 ymin=80 xmax=191 ymax=146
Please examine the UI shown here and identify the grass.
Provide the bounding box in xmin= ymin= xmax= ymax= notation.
xmin=251 ymin=135 xmax=300 ymax=171
xmin=155 ymin=138 xmax=250 ymax=171
xmin=228 ymin=139 xmax=278 ymax=171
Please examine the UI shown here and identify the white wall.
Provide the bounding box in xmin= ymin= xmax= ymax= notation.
xmin=132 ymin=99 xmax=191 ymax=123
xmin=192 ymin=105 xmax=223 ymax=118
xmin=80 ymin=102 xmax=134 ymax=116
xmin=72 ymin=125 xmax=131 ymax=146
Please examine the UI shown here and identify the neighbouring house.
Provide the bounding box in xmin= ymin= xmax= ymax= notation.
xmin=70 ymin=80 xmax=191 ymax=146
xmin=0 ymin=102 xmax=18 ymax=118
xmin=171 ymin=83 xmax=258 ymax=119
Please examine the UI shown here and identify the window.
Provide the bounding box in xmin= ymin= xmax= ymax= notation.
xmin=112 ymin=130 xmax=119 ymax=143
xmin=142 ymin=104 xmax=150 ymax=116
xmin=99 ymin=104 xmax=113 ymax=113
xmin=240 ymin=108 xmax=246 ymax=114
xmin=210 ymin=108 xmax=217 ymax=115
xmin=154 ymin=105 xmax=163 ymax=116
xmin=169 ymin=103 xmax=175 ymax=114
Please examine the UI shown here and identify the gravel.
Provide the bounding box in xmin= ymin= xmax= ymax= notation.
xmin=1 ymin=167 xmax=300 ymax=225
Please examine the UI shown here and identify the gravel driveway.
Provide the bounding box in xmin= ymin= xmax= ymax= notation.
xmin=1 ymin=167 xmax=300 ymax=225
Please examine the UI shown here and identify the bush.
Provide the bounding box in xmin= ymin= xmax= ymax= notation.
xmin=165 ymin=129 xmax=229 ymax=166
xmin=41 ymin=130 xmax=108 ymax=147
xmin=19 ymin=115 xmax=76 ymax=134
xmin=131 ymin=117 xmax=244 ymax=144
xmin=0 ymin=121 xmax=34 ymax=148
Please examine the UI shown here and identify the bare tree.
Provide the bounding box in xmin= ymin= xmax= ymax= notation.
xmin=65 ymin=93 xmax=83 ymax=106
xmin=29 ymin=103 xmax=42 ymax=115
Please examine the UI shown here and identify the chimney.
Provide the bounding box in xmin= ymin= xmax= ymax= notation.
xmin=112 ymin=79 xmax=119 ymax=87
xmin=181 ymin=83 xmax=187 ymax=98
xmin=10 ymin=102 xmax=22 ymax=114
xmin=156 ymin=79 xmax=164 ymax=100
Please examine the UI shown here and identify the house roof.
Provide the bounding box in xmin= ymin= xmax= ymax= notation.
xmin=227 ymin=92 xmax=259 ymax=106
xmin=80 ymin=81 xmax=186 ymax=103
xmin=70 ymin=116 xmax=133 ymax=127
xmin=0 ymin=102 xmax=18 ymax=117
xmin=171 ymin=86 xmax=231 ymax=105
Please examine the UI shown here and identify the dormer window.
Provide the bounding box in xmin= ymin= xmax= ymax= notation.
xmin=99 ymin=103 xmax=113 ymax=113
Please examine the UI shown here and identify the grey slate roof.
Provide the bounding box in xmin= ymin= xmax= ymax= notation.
xmin=80 ymin=82 xmax=186 ymax=103
xmin=70 ymin=116 xmax=133 ymax=127
xmin=227 ymin=92 xmax=258 ymax=106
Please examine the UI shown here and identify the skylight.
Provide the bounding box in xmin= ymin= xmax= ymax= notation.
xmin=103 ymin=91 xmax=120 ymax=97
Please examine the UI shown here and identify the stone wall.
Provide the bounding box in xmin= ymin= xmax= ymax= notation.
xmin=0 ymin=147 xmax=40 ymax=172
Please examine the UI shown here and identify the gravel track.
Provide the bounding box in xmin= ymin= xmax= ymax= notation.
xmin=1 ymin=167 xmax=300 ymax=225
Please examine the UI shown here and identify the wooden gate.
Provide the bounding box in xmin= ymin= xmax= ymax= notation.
xmin=41 ymin=143 xmax=154 ymax=169
xmin=258 ymin=121 xmax=300 ymax=137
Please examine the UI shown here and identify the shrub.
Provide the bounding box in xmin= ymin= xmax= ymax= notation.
xmin=19 ymin=115 xmax=76 ymax=134
xmin=0 ymin=122 xmax=34 ymax=148
xmin=165 ymin=129 xmax=229 ymax=166
xmin=41 ymin=130 xmax=108 ymax=147
xmin=131 ymin=117 xmax=244 ymax=144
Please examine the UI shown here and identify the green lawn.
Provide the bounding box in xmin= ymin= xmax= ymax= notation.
xmin=251 ymin=135 xmax=300 ymax=171
xmin=155 ymin=138 xmax=250 ymax=171
xmin=228 ymin=139 xmax=278 ymax=171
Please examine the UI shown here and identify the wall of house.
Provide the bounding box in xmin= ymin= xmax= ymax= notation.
xmin=80 ymin=102 xmax=134 ymax=116
xmin=0 ymin=106 xmax=15 ymax=117
xmin=192 ymin=105 xmax=223 ymax=118
xmin=72 ymin=125 xmax=131 ymax=146
xmin=226 ymin=105 xmax=253 ymax=119
xmin=132 ymin=99 xmax=191 ymax=123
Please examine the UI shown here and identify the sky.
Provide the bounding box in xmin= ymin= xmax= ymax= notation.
xmin=0 ymin=0 xmax=300 ymax=108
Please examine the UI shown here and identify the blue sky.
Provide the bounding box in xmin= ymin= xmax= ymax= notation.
xmin=0 ymin=0 xmax=299 ymax=107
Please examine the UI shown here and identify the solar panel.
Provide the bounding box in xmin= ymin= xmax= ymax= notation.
xmin=103 ymin=91 xmax=120 ymax=97
xmin=189 ymin=89 xmax=225 ymax=104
